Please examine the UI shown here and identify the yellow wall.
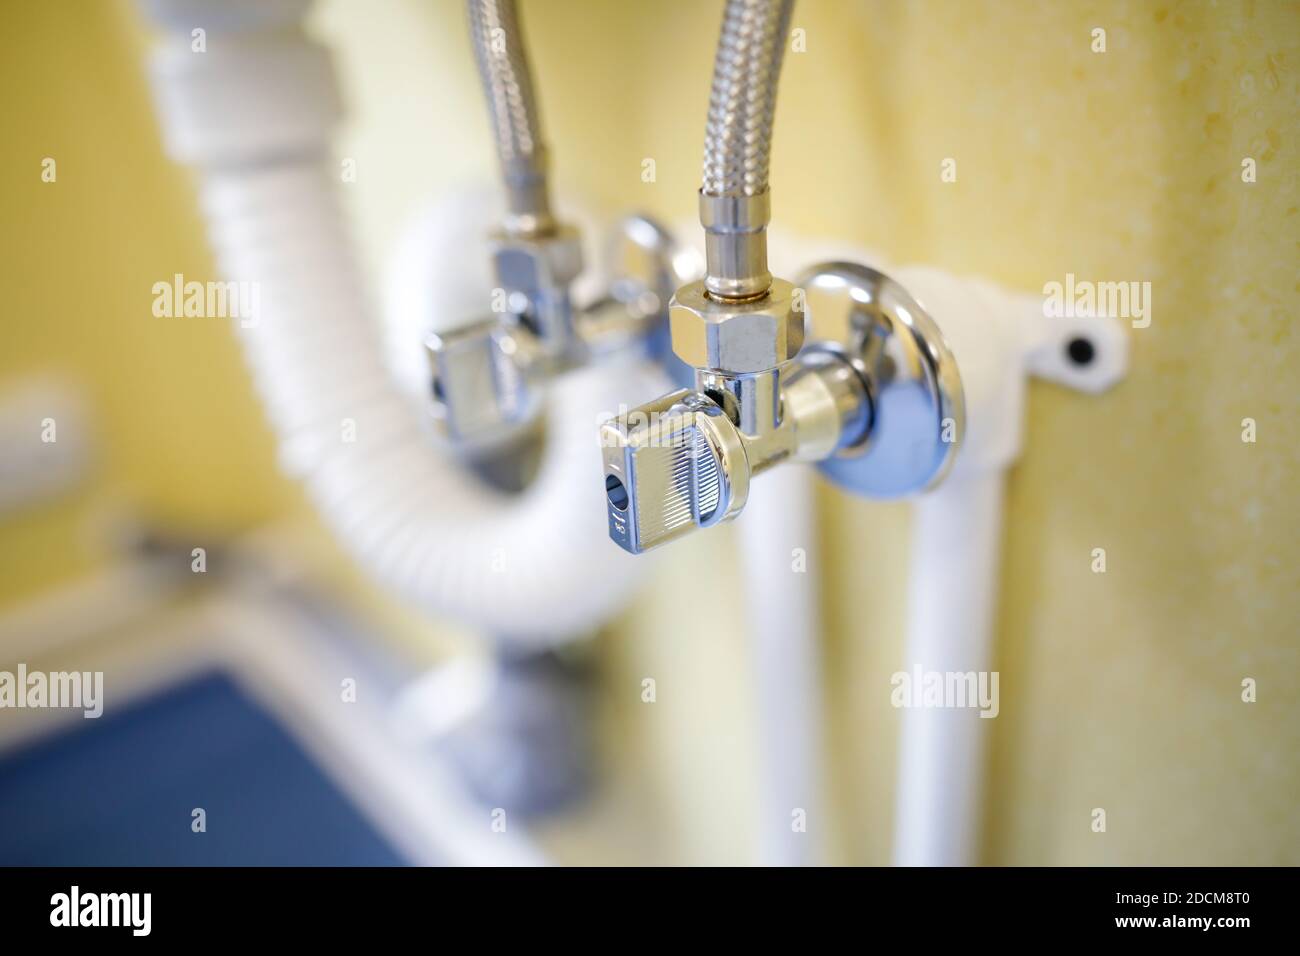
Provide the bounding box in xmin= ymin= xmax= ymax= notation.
xmin=3 ymin=0 xmax=1296 ymax=864
xmin=0 ymin=0 xmax=297 ymax=603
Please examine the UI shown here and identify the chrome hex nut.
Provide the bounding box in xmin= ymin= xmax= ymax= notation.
xmin=669 ymin=278 xmax=803 ymax=373
xmin=489 ymin=223 xmax=584 ymax=304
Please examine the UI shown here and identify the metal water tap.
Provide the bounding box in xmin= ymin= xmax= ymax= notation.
xmin=425 ymin=214 xmax=696 ymax=453
xmin=423 ymin=217 xmax=583 ymax=451
xmin=601 ymin=259 xmax=965 ymax=553
xmin=424 ymin=0 xmax=695 ymax=453
xmin=598 ymin=0 xmax=965 ymax=553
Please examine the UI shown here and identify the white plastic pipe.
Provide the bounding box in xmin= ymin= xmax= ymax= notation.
xmin=139 ymin=2 xmax=665 ymax=646
xmin=884 ymin=265 xmax=1127 ymax=866
xmin=892 ymin=471 xmax=1005 ymax=866
xmin=737 ymin=463 xmax=824 ymax=867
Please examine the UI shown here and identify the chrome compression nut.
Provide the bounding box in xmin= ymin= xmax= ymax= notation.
xmin=489 ymin=224 xmax=584 ymax=349
xmin=668 ymin=278 xmax=803 ymax=374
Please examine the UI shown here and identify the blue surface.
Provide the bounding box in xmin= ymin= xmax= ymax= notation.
xmin=0 ymin=670 xmax=408 ymax=865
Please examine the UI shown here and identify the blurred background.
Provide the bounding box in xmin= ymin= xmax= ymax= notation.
xmin=0 ymin=0 xmax=1296 ymax=866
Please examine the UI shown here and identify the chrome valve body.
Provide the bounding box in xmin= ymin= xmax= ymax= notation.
xmin=601 ymin=262 xmax=965 ymax=553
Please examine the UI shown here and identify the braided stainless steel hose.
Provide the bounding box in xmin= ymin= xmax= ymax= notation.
xmin=699 ymin=0 xmax=795 ymax=299
xmin=467 ymin=0 xmax=553 ymax=235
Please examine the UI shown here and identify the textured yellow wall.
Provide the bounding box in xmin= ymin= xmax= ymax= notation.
xmin=2 ymin=0 xmax=1296 ymax=864
xmin=0 ymin=1 xmax=296 ymax=603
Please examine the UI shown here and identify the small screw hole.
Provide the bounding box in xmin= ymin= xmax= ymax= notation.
xmin=1065 ymin=337 xmax=1096 ymax=367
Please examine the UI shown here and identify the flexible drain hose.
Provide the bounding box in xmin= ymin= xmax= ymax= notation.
xmin=140 ymin=0 xmax=663 ymax=644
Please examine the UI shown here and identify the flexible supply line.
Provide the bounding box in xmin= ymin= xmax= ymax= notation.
xmin=699 ymin=0 xmax=795 ymax=300
xmin=467 ymin=0 xmax=554 ymax=235
xmin=701 ymin=0 xmax=794 ymax=198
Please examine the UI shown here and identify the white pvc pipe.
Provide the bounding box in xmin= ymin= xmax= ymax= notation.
xmin=140 ymin=4 xmax=665 ymax=646
xmin=892 ymin=470 xmax=1005 ymax=866
xmin=885 ymin=264 xmax=1124 ymax=867
xmin=737 ymin=463 xmax=825 ymax=867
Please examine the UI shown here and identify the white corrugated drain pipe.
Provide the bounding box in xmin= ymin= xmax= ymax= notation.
xmin=140 ymin=1 xmax=664 ymax=645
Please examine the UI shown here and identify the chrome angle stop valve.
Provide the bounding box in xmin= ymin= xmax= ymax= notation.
xmin=423 ymin=0 xmax=696 ymax=455
xmin=600 ymin=176 xmax=972 ymax=559
xmin=601 ymin=256 xmax=966 ymax=554
xmin=599 ymin=0 xmax=965 ymax=553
